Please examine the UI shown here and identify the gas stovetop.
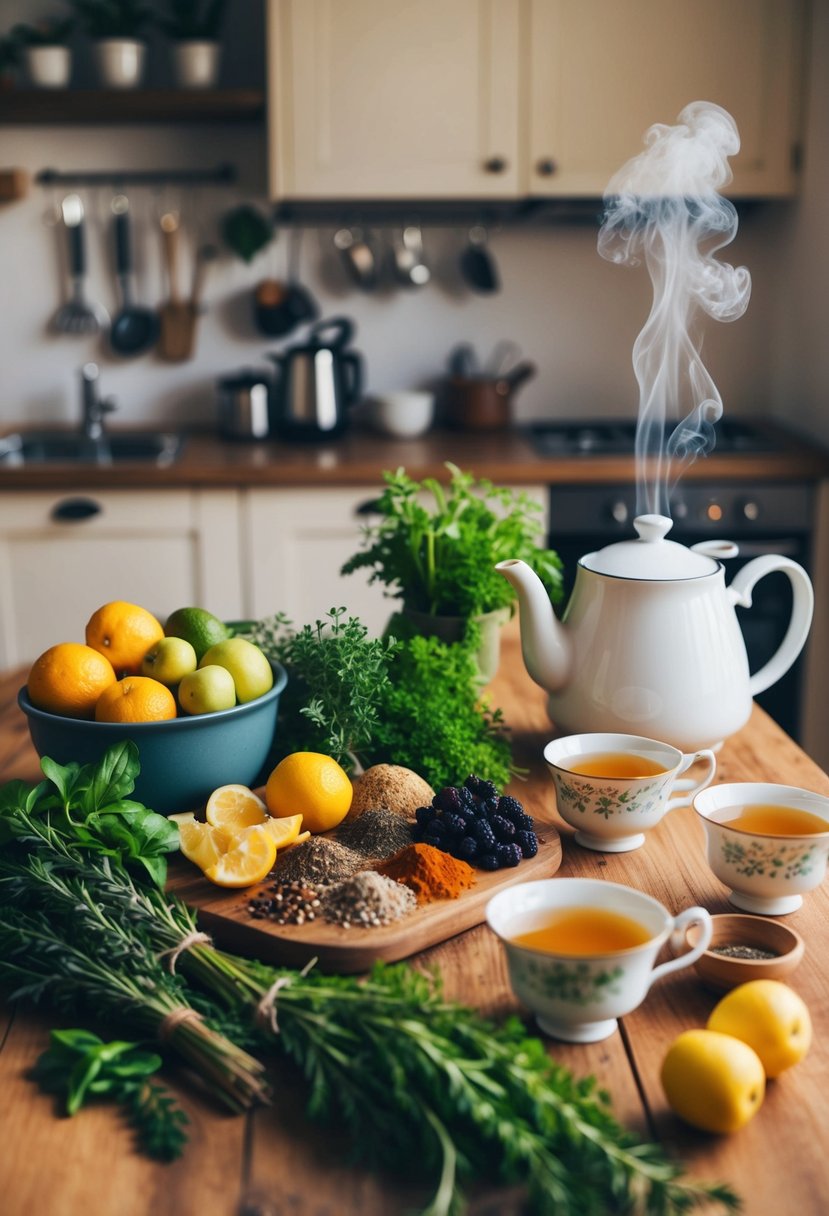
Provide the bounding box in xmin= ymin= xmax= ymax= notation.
xmin=522 ymin=418 xmax=775 ymax=457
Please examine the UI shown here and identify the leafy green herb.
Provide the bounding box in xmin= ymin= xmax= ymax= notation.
xmin=0 ymin=742 xmax=179 ymax=886
xmin=371 ymin=629 xmax=513 ymax=789
xmin=68 ymin=0 xmax=151 ymax=39
xmin=0 ymin=797 xmax=737 ymax=1215
xmin=341 ymin=464 xmax=563 ymax=618
xmin=159 ymin=0 xmax=226 ymax=40
xmin=240 ymin=608 xmax=399 ymax=771
xmin=33 ymin=1029 xmax=189 ymax=1161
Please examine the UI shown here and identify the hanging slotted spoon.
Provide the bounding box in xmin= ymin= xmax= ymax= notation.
xmin=52 ymin=194 xmax=109 ymax=335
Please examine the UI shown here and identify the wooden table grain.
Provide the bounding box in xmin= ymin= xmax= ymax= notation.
xmin=1 ymin=646 xmax=828 ymax=1216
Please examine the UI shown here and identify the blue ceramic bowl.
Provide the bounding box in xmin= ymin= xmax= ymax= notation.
xmin=18 ymin=662 xmax=288 ymax=816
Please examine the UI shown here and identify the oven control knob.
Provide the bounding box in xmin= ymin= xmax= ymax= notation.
xmin=609 ymin=500 xmax=629 ymax=524
xmin=741 ymin=500 xmax=761 ymax=522
xmin=673 ymin=500 xmax=688 ymax=520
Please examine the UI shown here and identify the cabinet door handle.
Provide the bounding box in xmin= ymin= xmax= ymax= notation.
xmin=51 ymin=497 xmax=103 ymax=523
xmin=484 ymin=156 xmax=508 ymax=174
xmin=536 ymin=158 xmax=557 ymax=177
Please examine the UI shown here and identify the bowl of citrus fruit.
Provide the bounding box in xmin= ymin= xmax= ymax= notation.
xmin=18 ymin=600 xmax=287 ymax=815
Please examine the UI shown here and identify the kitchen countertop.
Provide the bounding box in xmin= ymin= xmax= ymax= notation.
xmin=1 ymin=419 xmax=827 ymax=490
xmin=2 ymin=638 xmax=828 ymax=1215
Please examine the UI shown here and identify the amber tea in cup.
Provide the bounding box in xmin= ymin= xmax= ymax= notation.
xmin=711 ymin=804 xmax=828 ymax=837
xmin=560 ymin=751 xmax=668 ymax=779
xmin=511 ymin=906 xmax=653 ymax=956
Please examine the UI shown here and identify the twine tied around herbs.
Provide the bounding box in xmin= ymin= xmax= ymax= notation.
xmin=157 ymin=1005 xmax=204 ymax=1043
xmin=256 ymin=957 xmax=318 ymax=1034
xmin=159 ymin=929 xmax=213 ymax=975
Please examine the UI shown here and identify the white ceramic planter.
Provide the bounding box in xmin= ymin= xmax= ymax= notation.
xmin=25 ymin=46 xmax=72 ymax=89
xmin=173 ymin=41 xmax=221 ymax=89
xmin=94 ymin=39 xmax=146 ymax=89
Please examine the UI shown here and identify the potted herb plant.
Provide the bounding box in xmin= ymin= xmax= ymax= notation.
xmin=12 ymin=17 xmax=75 ymax=89
xmin=70 ymin=0 xmax=151 ymax=88
xmin=160 ymin=0 xmax=226 ymax=89
xmin=0 ymin=33 xmax=21 ymax=89
xmin=341 ymin=463 xmax=564 ymax=681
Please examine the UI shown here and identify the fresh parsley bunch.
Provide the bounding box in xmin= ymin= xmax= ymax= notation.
xmin=341 ymin=464 xmax=564 ymax=618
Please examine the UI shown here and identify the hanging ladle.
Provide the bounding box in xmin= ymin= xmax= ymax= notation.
xmin=109 ymin=195 xmax=159 ymax=356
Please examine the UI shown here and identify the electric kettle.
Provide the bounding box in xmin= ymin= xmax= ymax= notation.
xmin=268 ymin=316 xmax=363 ymax=439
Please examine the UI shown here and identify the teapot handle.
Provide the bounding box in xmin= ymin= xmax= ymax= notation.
xmin=728 ymin=556 xmax=814 ymax=696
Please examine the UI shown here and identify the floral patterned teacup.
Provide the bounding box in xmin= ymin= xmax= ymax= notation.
xmin=695 ymin=782 xmax=829 ymax=915
xmin=487 ymin=878 xmax=712 ymax=1042
xmin=544 ymin=732 xmax=717 ymax=852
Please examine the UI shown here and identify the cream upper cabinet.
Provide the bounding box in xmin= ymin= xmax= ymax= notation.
xmin=268 ymin=0 xmax=521 ymax=199
xmin=0 ymin=490 xmax=243 ymax=668
xmin=526 ymin=0 xmax=806 ymax=198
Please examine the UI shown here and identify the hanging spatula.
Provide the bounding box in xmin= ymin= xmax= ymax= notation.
xmin=158 ymin=210 xmax=195 ymax=362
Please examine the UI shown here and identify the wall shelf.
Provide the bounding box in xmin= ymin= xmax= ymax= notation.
xmin=0 ymin=88 xmax=265 ymax=125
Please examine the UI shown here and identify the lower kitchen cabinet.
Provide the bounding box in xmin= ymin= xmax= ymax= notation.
xmin=243 ymin=484 xmax=550 ymax=635
xmin=0 ymin=489 xmax=244 ymax=668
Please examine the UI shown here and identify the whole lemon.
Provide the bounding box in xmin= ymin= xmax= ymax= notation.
xmin=265 ymin=752 xmax=352 ymax=834
xmin=707 ymin=980 xmax=812 ymax=1078
xmin=661 ymin=1029 xmax=765 ymax=1134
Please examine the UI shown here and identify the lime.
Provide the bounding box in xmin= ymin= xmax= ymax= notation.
xmin=165 ymin=606 xmax=230 ymax=661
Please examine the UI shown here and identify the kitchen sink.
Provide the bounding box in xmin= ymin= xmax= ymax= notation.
xmin=0 ymin=430 xmax=184 ymax=467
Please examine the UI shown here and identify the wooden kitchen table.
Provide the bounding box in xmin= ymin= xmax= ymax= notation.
xmin=1 ymin=642 xmax=828 ymax=1216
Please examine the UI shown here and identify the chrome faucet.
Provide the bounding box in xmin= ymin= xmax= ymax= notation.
xmin=80 ymin=362 xmax=117 ymax=441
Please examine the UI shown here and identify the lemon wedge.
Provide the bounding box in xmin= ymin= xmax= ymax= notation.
xmin=282 ymin=829 xmax=311 ymax=850
xmin=262 ymin=813 xmax=304 ymax=849
xmin=205 ymin=784 xmax=268 ymax=832
xmin=179 ymin=820 xmax=237 ymax=870
xmin=168 ymin=810 xmax=197 ymax=827
xmin=203 ymin=824 xmax=277 ymax=887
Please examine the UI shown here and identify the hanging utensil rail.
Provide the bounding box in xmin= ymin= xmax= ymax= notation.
xmin=35 ymin=165 xmax=237 ymax=188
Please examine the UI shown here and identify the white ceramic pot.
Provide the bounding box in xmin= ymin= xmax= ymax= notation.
xmin=487 ymin=878 xmax=712 ymax=1042
xmin=544 ymin=732 xmax=716 ymax=852
xmin=25 ymin=45 xmax=72 ymax=89
xmin=173 ymin=41 xmax=221 ymax=89
xmin=94 ymin=39 xmax=146 ymax=89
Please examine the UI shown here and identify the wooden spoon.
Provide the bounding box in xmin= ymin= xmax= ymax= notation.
xmin=158 ymin=211 xmax=195 ymax=362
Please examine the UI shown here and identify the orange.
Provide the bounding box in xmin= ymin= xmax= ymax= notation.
xmin=265 ymin=752 xmax=352 ymax=834
xmin=85 ymin=600 xmax=165 ymax=676
xmin=28 ymin=642 xmax=117 ymax=720
xmin=95 ymin=676 xmax=178 ymax=723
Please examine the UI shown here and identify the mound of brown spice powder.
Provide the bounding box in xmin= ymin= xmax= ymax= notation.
xmin=376 ymin=842 xmax=476 ymax=904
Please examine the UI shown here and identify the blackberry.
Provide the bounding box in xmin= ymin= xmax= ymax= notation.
xmin=457 ymin=836 xmax=479 ymax=862
xmin=433 ymin=786 xmax=463 ymax=814
xmin=476 ymin=780 xmax=499 ymax=801
xmin=422 ymin=833 xmax=444 ymax=851
xmin=479 ymin=797 xmax=500 ymax=819
xmin=442 ymin=813 xmax=468 ymax=839
xmin=512 ymin=811 xmax=535 ymax=832
xmin=490 ymin=814 xmax=516 ymax=841
xmin=472 ymin=819 xmax=496 ymax=850
xmin=496 ymin=842 xmax=523 ymax=868
xmin=478 ymin=852 xmax=500 ymax=871
xmin=516 ymin=830 xmax=539 ymax=859
xmin=426 ymin=818 xmax=447 ymax=839
xmin=415 ymin=804 xmax=437 ymax=828
xmin=498 ymin=796 xmax=527 ymax=823
xmin=458 ymin=787 xmax=478 ymax=811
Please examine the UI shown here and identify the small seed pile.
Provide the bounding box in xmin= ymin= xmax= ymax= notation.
xmin=272 ymin=837 xmax=362 ymax=887
xmin=336 ymin=808 xmax=414 ymax=859
xmin=322 ymin=870 xmax=416 ymax=928
xmin=710 ymin=943 xmax=779 ymax=960
xmin=248 ymin=881 xmax=322 ymax=926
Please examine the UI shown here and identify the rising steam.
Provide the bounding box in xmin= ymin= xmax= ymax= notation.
xmin=598 ymin=101 xmax=751 ymax=517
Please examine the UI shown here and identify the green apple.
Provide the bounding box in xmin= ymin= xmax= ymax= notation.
xmin=178 ymin=665 xmax=237 ymax=715
xmin=141 ymin=636 xmax=198 ymax=686
xmin=200 ymin=638 xmax=274 ymax=703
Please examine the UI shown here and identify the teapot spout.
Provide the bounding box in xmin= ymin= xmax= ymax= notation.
xmin=495 ymin=559 xmax=572 ymax=693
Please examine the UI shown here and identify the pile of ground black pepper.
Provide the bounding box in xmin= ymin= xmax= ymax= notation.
xmin=321 ymin=870 xmax=416 ymax=928
xmin=710 ymin=944 xmax=779 ymax=960
xmin=248 ymin=881 xmax=322 ymax=926
xmin=272 ymin=837 xmax=363 ymax=887
xmin=335 ymin=808 xmax=414 ymax=859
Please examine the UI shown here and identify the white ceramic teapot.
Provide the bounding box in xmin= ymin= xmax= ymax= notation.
xmin=497 ymin=514 xmax=813 ymax=751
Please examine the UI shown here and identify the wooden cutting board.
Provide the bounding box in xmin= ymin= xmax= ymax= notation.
xmin=166 ymin=817 xmax=562 ymax=974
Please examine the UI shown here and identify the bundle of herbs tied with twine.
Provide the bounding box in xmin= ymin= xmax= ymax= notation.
xmin=0 ymin=744 xmax=739 ymax=1215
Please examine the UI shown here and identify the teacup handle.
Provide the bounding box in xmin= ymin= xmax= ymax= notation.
xmin=665 ymin=750 xmax=717 ymax=812
xmin=647 ymin=907 xmax=712 ymax=990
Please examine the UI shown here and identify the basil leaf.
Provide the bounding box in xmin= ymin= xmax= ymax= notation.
xmin=130 ymin=810 xmax=180 ymax=856
xmin=135 ymin=854 xmax=168 ymax=889
xmin=87 ymin=743 xmax=140 ymax=813
xmin=40 ymin=757 xmax=85 ymax=807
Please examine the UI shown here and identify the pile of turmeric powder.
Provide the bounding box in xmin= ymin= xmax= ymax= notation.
xmin=376 ymin=842 xmax=476 ymax=904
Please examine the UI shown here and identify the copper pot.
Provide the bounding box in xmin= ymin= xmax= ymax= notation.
xmin=442 ymin=362 xmax=536 ymax=431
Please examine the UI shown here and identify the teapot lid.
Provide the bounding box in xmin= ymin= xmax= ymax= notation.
xmin=581 ymin=514 xmax=720 ymax=580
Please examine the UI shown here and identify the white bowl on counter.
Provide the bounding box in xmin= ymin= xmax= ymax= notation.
xmin=366 ymin=391 xmax=434 ymax=438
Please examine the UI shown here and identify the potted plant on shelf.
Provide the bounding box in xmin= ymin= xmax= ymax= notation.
xmin=160 ymin=0 xmax=226 ymax=90
xmin=70 ymin=0 xmax=151 ymax=89
xmin=341 ymin=463 xmax=564 ymax=682
xmin=0 ymin=33 xmax=21 ymax=89
xmin=12 ymin=17 xmax=75 ymax=89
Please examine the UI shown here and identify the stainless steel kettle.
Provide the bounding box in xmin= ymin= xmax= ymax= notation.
xmin=268 ymin=317 xmax=363 ymax=439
